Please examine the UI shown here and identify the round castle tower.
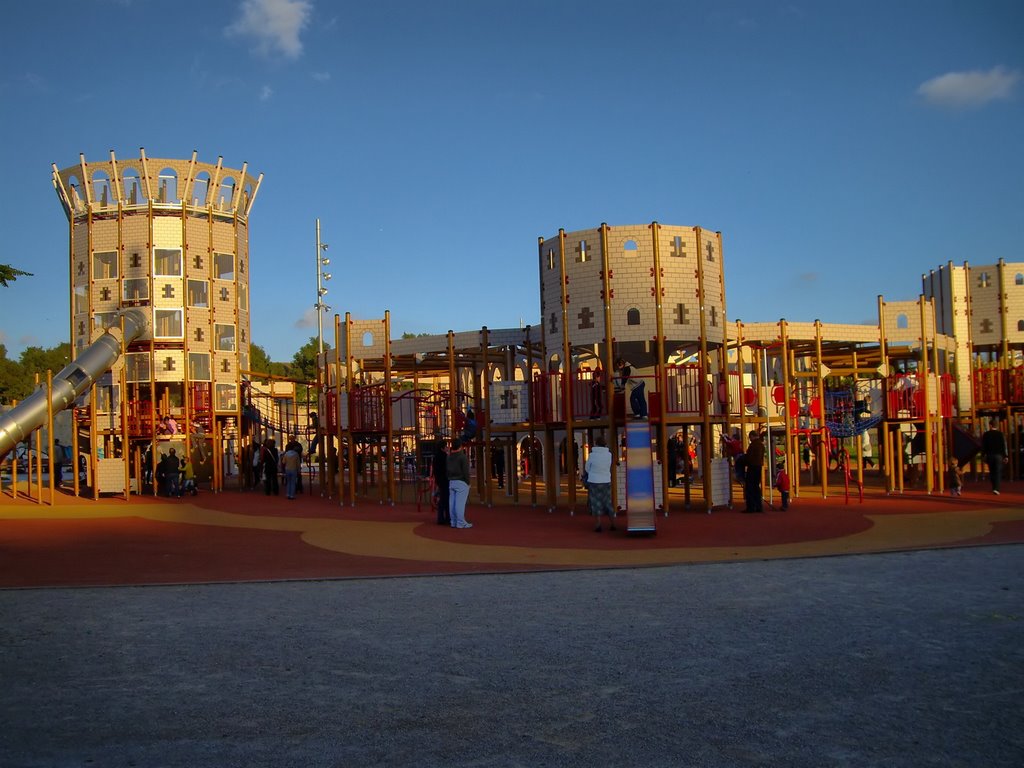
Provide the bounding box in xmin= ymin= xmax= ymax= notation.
xmin=538 ymin=223 xmax=726 ymax=371
xmin=51 ymin=149 xmax=262 ymax=442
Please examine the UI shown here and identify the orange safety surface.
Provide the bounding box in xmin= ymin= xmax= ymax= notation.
xmin=1 ymin=480 xmax=1023 ymax=589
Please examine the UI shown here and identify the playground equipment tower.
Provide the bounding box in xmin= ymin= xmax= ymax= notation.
xmin=47 ymin=149 xmax=262 ymax=493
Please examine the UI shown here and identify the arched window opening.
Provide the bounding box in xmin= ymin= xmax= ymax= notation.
xmin=158 ymin=167 xmax=178 ymax=204
xmin=122 ymin=168 xmax=144 ymax=205
xmin=68 ymin=175 xmax=84 ymax=212
xmin=896 ymin=314 xmax=909 ymax=329
xmin=217 ymin=176 xmax=236 ymax=210
xmin=362 ymin=331 xmax=374 ymax=347
xmin=1015 ymin=273 xmax=1024 ymax=286
xmin=192 ymin=171 xmax=210 ymax=206
xmin=624 ymin=240 xmax=638 ymax=256
xmin=627 ymin=308 xmax=641 ymax=326
xmin=91 ymin=170 xmax=112 ymax=209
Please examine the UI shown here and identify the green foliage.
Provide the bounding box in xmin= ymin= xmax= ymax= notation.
xmin=291 ymin=336 xmax=329 ymax=383
xmin=249 ymin=343 xmax=272 ymax=373
xmin=0 ymin=264 xmax=33 ymax=287
xmin=0 ymin=341 xmax=72 ymax=404
xmin=249 ymin=343 xmax=293 ymax=378
xmin=400 ymin=331 xmax=432 ymax=339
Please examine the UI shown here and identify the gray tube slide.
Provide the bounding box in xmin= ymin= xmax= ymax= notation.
xmin=0 ymin=308 xmax=148 ymax=457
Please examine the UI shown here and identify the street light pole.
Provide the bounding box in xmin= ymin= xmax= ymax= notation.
xmin=315 ymin=218 xmax=331 ymax=356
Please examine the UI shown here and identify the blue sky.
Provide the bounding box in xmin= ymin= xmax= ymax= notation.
xmin=1 ymin=0 xmax=1021 ymax=362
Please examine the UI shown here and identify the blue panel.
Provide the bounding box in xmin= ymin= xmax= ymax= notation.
xmin=625 ymin=420 xmax=656 ymax=532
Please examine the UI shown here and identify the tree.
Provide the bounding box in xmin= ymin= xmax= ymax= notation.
xmin=249 ymin=343 xmax=293 ymax=377
xmin=18 ymin=343 xmax=72 ymax=379
xmin=292 ymin=336 xmax=329 ymax=383
xmin=249 ymin=343 xmax=272 ymax=374
xmin=0 ymin=264 xmax=33 ymax=287
xmin=0 ymin=345 xmax=22 ymax=403
xmin=0 ymin=341 xmax=72 ymax=404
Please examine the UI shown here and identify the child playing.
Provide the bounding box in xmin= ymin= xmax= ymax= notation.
xmin=181 ymin=457 xmax=197 ymax=496
xmin=947 ymin=458 xmax=963 ymax=497
xmin=775 ymin=463 xmax=791 ymax=510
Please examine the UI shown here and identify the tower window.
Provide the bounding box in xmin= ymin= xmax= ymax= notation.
xmin=154 ymin=248 xmax=182 ymax=277
xmin=154 ymin=309 xmax=183 ymax=339
xmin=187 ymin=280 xmax=209 ymax=308
xmin=624 ymin=240 xmax=639 ymax=256
xmin=627 ymin=308 xmax=641 ymax=325
xmin=92 ymin=251 xmax=118 ymax=280
xmin=215 ymin=324 xmax=236 ymax=351
xmin=189 ymin=353 xmax=211 ymax=382
xmin=214 ymin=252 xmax=235 ymax=280
xmin=123 ymin=279 xmax=149 ymax=303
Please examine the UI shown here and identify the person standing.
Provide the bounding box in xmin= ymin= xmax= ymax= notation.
xmin=744 ymin=431 xmax=765 ymax=512
xmin=585 ymin=435 xmax=615 ymax=532
xmin=281 ymin=443 xmax=301 ymax=500
xmin=947 ymin=458 xmax=963 ymax=497
xmin=775 ymin=463 xmax=791 ymax=510
xmin=981 ymin=421 xmax=1008 ymax=495
xmin=181 ymin=456 xmax=197 ymax=496
xmin=446 ymin=439 xmax=472 ymax=529
xmin=262 ymin=438 xmax=280 ymax=496
xmin=492 ymin=443 xmax=505 ymax=489
xmin=667 ymin=433 xmax=679 ymax=488
xmin=589 ymin=362 xmax=604 ymax=417
xmin=285 ymin=434 xmax=304 ymax=494
xmin=53 ymin=438 xmax=65 ymax=488
xmin=163 ymin=448 xmax=181 ymax=497
xmin=432 ymin=441 xmax=450 ymax=525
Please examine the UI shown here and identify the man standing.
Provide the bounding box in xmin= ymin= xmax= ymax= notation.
xmin=284 ymin=434 xmax=304 ymax=494
xmin=163 ymin=448 xmax=181 ymax=497
xmin=446 ymin=439 xmax=472 ymax=529
xmin=281 ymin=443 xmax=301 ymax=500
xmin=981 ymin=421 xmax=1009 ymax=495
xmin=744 ymin=430 xmax=765 ymax=512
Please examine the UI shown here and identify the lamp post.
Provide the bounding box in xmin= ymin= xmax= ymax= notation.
xmin=314 ymin=218 xmax=331 ymax=356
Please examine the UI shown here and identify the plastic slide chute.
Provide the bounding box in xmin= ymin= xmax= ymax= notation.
xmin=0 ymin=309 xmax=148 ymax=457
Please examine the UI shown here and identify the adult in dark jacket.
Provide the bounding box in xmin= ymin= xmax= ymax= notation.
xmin=162 ymin=448 xmax=181 ymax=497
xmin=432 ymin=442 xmax=450 ymax=525
xmin=981 ymin=422 xmax=1009 ymax=495
xmin=262 ymin=438 xmax=280 ymax=496
xmin=446 ymin=439 xmax=472 ymax=529
xmin=743 ymin=431 xmax=765 ymax=512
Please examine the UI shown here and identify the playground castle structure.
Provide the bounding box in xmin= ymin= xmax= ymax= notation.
xmin=6 ymin=150 xmax=264 ymax=496
xmin=310 ymin=223 xmax=1024 ymax=513
xmin=3 ymin=166 xmax=1024 ymax=509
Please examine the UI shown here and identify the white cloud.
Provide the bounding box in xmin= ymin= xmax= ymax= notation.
xmin=917 ymin=66 xmax=1021 ymax=109
xmin=260 ymin=84 xmax=273 ymax=101
xmin=295 ymin=307 xmax=317 ymax=329
xmin=311 ymin=71 xmax=331 ymax=82
xmin=226 ymin=0 xmax=312 ymax=59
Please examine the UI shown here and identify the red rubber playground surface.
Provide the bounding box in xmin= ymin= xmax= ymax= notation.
xmin=1 ymin=480 xmax=1023 ymax=588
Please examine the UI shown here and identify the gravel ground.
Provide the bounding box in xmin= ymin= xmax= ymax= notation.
xmin=1 ymin=545 xmax=1022 ymax=768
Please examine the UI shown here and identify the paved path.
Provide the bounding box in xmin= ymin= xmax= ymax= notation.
xmin=2 ymin=545 xmax=1022 ymax=767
